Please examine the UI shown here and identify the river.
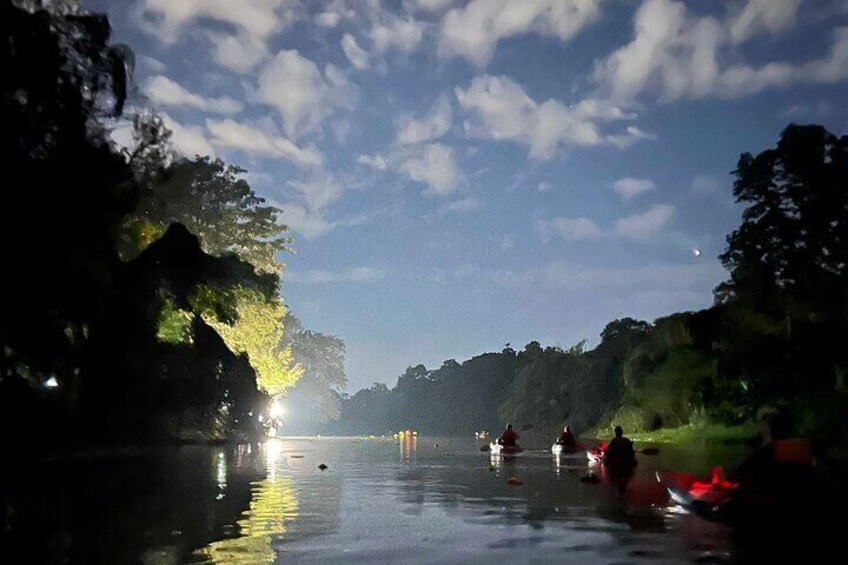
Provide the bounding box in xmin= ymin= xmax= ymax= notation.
xmin=0 ymin=436 xmax=815 ymax=563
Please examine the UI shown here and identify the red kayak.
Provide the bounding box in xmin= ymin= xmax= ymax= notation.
xmin=657 ymin=467 xmax=738 ymax=507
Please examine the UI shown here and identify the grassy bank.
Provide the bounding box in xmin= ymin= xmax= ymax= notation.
xmin=591 ymin=422 xmax=758 ymax=445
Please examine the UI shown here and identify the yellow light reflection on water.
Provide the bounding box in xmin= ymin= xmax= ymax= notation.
xmin=195 ymin=441 xmax=299 ymax=564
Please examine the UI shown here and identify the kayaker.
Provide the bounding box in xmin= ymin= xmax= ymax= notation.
xmin=730 ymin=410 xmax=815 ymax=493
xmin=497 ymin=424 xmax=519 ymax=447
xmin=556 ymin=425 xmax=577 ymax=448
xmin=604 ymin=426 xmax=636 ymax=465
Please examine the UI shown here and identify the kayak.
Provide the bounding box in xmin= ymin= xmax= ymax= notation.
xmin=490 ymin=442 xmax=523 ymax=455
xmin=587 ymin=448 xmax=604 ymax=464
xmin=657 ymin=468 xmax=738 ymax=507
xmin=551 ymin=443 xmax=586 ymax=455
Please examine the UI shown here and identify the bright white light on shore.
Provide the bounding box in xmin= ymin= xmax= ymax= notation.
xmin=44 ymin=376 xmax=59 ymax=389
xmin=270 ymin=400 xmax=285 ymax=418
xmin=692 ymin=248 xmax=702 ymax=257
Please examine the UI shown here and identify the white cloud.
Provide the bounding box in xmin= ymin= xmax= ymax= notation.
xmin=535 ymin=217 xmax=602 ymax=243
xmin=397 ymin=143 xmax=462 ymax=195
xmin=396 ymin=95 xmax=453 ymax=145
xmin=138 ymin=55 xmax=166 ymax=73
xmin=357 ymin=153 xmax=388 ymax=170
xmin=500 ymin=234 xmax=515 ymax=251
xmin=729 ymin=0 xmax=801 ymax=44
xmin=144 ymin=76 xmax=243 ymax=114
xmin=341 ymin=33 xmax=371 ymax=71
xmin=615 ymin=204 xmax=674 ymax=239
xmin=456 ymin=75 xmax=637 ymax=160
xmin=537 ymin=181 xmax=553 ymax=192
xmin=287 ymin=266 xmax=386 ymax=283
xmin=258 ymin=50 xmax=355 ymax=139
xmin=594 ymin=0 xmax=847 ymax=103
xmin=606 ymin=125 xmax=658 ymax=149
xmin=439 ymin=0 xmax=602 ymax=67
xmin=412 ymin=0 xmax=457 ymax=11
xmin=439 ymin=197 xmax=479 ymax=214
xmin=275 ymin=171 xmax=345 ymax=240
xmin=160 ymin=113 xmax=216 ymax=158
xmin=613 ymin=177 xmax=656 ymax=200
xmin=206 ymin=119 xmax=323 ymax=168
xmin=314 ymin=0 xmax=356 ymax=28
xmin=332 ymin=119 xmax=352 ymax=144
xmin=280 ymin=204 xmax=334 ymax=240
xmin=136 ymin=0 xmax=296 ymax=43
xmin=370 ymin=16 xmax=426 ymax=54
xmin=205 ymin=32 xmax=268 ymax=73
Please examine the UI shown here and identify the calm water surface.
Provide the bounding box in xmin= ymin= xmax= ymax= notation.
xmin=3 ymin=437 xmax=756 ymax=563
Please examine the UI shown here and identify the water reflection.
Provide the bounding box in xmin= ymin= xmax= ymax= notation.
xmin=195 ymin=441 xmax=299 ymax=564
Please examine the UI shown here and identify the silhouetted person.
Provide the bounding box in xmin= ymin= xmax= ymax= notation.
xmin=604 ymin=426 xmax=636 ymax=495
xmin=727 ymin=410 xmax=828 ymax=562
xmin=498 ymin=424 xmax=518 ymax=447
xmin=556 ymin=425 xmax=577 ymax=447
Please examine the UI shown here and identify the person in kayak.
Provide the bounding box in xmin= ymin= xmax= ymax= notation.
xmin=729 ymin=410 xmax=815 ymax=495
xmin=604 ymin=426 xmax=636 ymax=464
xmin=556 ymin=425 xmax=577 ymax=448
xmin=497 ymin=424 xmax=519 ymax=447
xmin=604 ymin=426 xmax=636 ymax=495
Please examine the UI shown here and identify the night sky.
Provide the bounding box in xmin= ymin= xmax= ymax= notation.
xmin=89 ymin=0 xmax=848 ymax=390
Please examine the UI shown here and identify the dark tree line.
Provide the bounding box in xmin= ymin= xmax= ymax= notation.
xmin=0 ymin=0 xmax=295 ymax=446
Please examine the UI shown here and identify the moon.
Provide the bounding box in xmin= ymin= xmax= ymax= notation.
xmin=692 ymin=248 xmax=702 ymax=257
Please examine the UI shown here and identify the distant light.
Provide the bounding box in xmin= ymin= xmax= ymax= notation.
xmin=270 ymin=400 xmax=285 ymax=418
xmin=692 ymin=248 xmax=702 ymax=257
xmin=44 ymin=376 xmax=59 ymax=389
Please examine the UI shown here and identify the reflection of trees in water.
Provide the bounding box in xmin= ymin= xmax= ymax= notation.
xmin=196 ymin=476 xmax=299 ymax=564
xmin=195 ymin=439 xmax=344 ymax=563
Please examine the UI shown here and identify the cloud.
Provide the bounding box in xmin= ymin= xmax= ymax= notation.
xmin=438 ymin=0 xmax=602 ymax=67
xmin=357 ymin=153 xmax=388 ymax=170
xmin=594 ymin=0 xmax=847 ymax=103
xmin=499 ymin=234 xmax=515 ymax=251
xmin=370 ymin=15 xmax=426 ymax=54
xmin=606 ymin=125 xmax=658 ymax=148
xmin=396 ymin=143 xmax=462 ymax=195
xmin=396 ymin=95 xmax=453 ymax=145
xmin=258 ymin=50 xmax=355 ymax=139
xmin=205 ymin=32 xmax=268 ymax=73
xmin=332 ymin=119 xmax=352 ymax=144
xmin=206 ymin=119 xmax=323 ymax=167
xmin=438 ymin=197 xmax=479 ymax=214
xmin=279 ymin=204 xmax=334 ymax=240
xmin=535 ymin=217 xmax=602 ymax=243
xmin=287 ymin=266 xmax=386 ymax=283
xmin=359 ymin=143 xmax=462 ymax=196
xmin=729 ymin=0 xmax=801 ymax=44
xmin=160 ymin=113 xmax=216 ymax=157
xmin=615 ymin=204 xmax=674 ymax=239
xmin=137 ymin=0 xmax=296 ymax=41
xmin=537 ymin=181 xmax=553 ymax=192
xmin=613 ymin=177 xmax=656 ymax=200
xmin=498 ymin=260 xmax=725 ymax=295
xmin=274 ymin=171 xmax=345 ymax=240
xmin=456 ymin=75 xmax=643 ymax=160
xmin=412 ymin=0 xmax=457 ymax=11
xmin=341 ymin=33 xmax=371 ymax=70
xmin=144 ymin=76 xmax=243 ymax=114
xmin=135 ymin=0 xmax=297 ymax=71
